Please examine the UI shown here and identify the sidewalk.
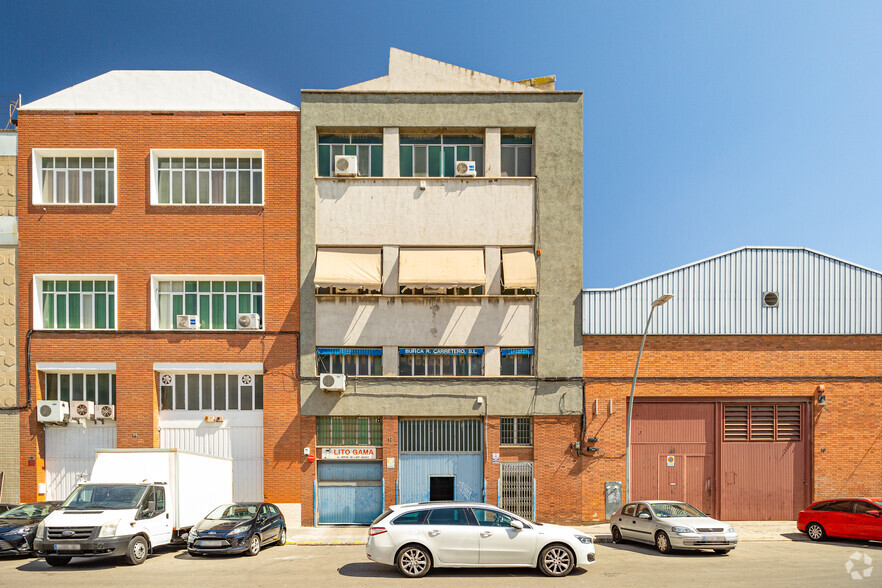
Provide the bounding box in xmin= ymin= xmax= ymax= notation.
xmin=286 ymin=520 xmax=805 ymax=546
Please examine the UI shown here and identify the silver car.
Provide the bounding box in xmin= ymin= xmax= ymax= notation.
xmin=610 ymin=500 xmax=738 ymax=554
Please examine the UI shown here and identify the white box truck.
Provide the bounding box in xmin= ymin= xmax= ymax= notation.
xmin=34 ymin=449 xmax=232 ymax=566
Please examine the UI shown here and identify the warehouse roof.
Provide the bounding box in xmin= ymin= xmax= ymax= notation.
xmin=20 ymin=71 xmax=298 ymax=112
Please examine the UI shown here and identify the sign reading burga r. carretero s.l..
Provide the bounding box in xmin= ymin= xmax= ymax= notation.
xmin=321 ymin=447 xmax=377 ymax=460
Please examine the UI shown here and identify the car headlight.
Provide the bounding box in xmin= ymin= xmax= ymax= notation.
xmin=726 ymin=526 xmax=736 ymax=533
xmin=36 ymin=521 xmax=46 ymax=540
xmin=98 ymin=519 xmax=120 ymax=538
xmin=575 ymin=535 xmax=593 ymax=544
xmin=189 ymin=529 xmax=199 ymax=539
xmin=671 ymin=526 xmax=696 ymax=534
xmin=230 ymin=525 xmax=251 ymax=535
xmin=8 ymin=525 xmax=36 ymax=536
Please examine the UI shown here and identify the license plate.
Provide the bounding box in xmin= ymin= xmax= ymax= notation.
xmin=198 ymin=540 xmax=226 ymax=547
xmin=53 ymin=544 xmax=80 ymax=551
xmin=701 ymin=536 xmax=724 ymax=542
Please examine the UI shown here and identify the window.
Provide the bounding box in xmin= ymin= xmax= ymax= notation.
xmin=154 ymin=278 xmax=263 ymax=330
xmin=155 ymin=487 xmax=166 ymax=514
xmin=635 ymin=504 xmax=652 ymax=518
xmin=622 ymin=504 xmax=637 ymax=517
xmin=853 ymin=501 xmax=878 ymax=514
xmin=155 ymin=156 xmax=262 ymax=205
xmin=472 ymin=508 xmax=516 ymax=528
xmin=723 ymin=404 xmax=802 ymax=441
xmin=501 ymin=349 xmax=534 ymax=376
xmin=501 ymin=135 xmax=533 ymax=177
xmin=500 ymin=417 xmax=532 ymax=446
xmin=316 ymin=348 xmax=382 ymax=376
xmin=44 ymin=372 xmax=116 ymax=405
xmin=399 ymin=135 xmax=484 ymax=177
xmin=399 ymin=286 xmax=483 ymax=296
xmin=37 ymin=277 xmax=116 ymax=330
xmin=318 ymin=134 xmax=383 ymax=177
xmin=316 ymin=416 xmax=382 ymax=446
xmin=392 ymin=510 xmax=428 ymax=525
xmin=159 ymin=372 xmax=263 ymax=410
xmin=426 ymin=508 xmax=471 ymax=526
xmin=34 ymin=151 xmax=116 ymax=204
xmin=398 ymin=348 xmax=483 ymax=376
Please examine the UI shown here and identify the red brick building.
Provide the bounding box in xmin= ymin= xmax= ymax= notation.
xmin=16 ymin=71 xmax=301 ymax=518
xmin=581 ymin=247 xmax=882 ymax=521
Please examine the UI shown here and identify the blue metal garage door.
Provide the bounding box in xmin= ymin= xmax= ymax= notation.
xmin=398 ymin=419 xmax=484 ymax=504
xmin=316 ymin=461 xmax=384 ymax=525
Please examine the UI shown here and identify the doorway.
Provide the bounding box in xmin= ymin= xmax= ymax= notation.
xmin=430 ymin=476 xmax=455 ymax=501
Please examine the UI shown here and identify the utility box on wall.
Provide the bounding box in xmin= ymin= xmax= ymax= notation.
xmin=605 ymin=481 xmax=622 ymax=519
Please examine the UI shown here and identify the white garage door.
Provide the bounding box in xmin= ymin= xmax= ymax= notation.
xmin=159 ymin=411 xmax=263 ymax=501
xmin=45 ymin=422 xmax=117 ymax=501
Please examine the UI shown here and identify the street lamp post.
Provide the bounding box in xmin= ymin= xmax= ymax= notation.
xmin=625 ymin=293 xmax=673 ymax=502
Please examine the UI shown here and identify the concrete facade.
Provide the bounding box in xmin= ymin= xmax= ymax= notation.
xmin=299 ymin=50 xmax=583 ymax=525
xmin=0 ymin=130 xmax=18 ymax=502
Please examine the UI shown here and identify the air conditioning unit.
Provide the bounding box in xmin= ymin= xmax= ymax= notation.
xmin=96 ymin=404 xmax=115 ymax=420
xmin=237 ymin=313 xmax=261 ymax=330
xmin=176 ymin=315 xmax=199 ymax=329
xmin=319 ymin=373 xmax=346 ymax=392
xmin=37 ymin=400 xmax=69 ymax=424
xmin=71 ymin=400 xmax=95 ymax=420
xmin=455 ymin=160 xmax=477 ymax=177
xmin=334 ymin=155 xmax=358 ymax=177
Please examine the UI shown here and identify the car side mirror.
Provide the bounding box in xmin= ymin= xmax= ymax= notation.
xmin=868 ymin=510 xmax=880 ymax=517
xmin=638 ymin=512 xmax=651 ymax=520
xmin=509 ymin=520 xmax=524 ymax=530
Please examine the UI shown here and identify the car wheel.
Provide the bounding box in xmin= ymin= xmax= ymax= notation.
xmin=246 ymin=534 xmax=261 ymax=556
xmin=277 ymin=527 xmax=287 ymax=546
xmin=611 ymin=526 xmax=624 ymax=544
xmin=655 ymin=531 xmax=673 ymax=554
xmin=713 ymin=549 xmax=731 ymax=555
xmin=125 ymin=535 xmax=149 ymax=565
xmin=538 ymin=544 xmax=575 ymax=577
xmin=396 ymin=544 xmax=431 ymax=578
xmin=45 ymin=555 xmax=72 ymax=566
xmin=806 ymin=522 xmax=826 ymax=541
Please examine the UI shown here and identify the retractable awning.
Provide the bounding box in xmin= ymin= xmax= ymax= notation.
xmin=501 ymin=248 xmax=538 ymax=289
xmin=314 ymin=248 xmax=382 ymax=289
xmin=398 ymin=248 xmax=485 ymax=288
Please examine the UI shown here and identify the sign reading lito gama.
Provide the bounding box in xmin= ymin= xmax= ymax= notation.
xmin=321 ymin=447 xmax=377 ymax=460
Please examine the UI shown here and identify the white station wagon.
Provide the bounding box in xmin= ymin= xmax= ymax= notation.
xmin=366 ymin=502 xmax=595 ymax=578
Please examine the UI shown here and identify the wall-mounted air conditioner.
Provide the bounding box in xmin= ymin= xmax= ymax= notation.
xmin=320 ymin=373 xmax=346 ymax=392
xmin=455 ymin=160 xmax=477 ymax=177
xmin=96 ymin=404 xmax=115 ymax=420
xmin=334 ymin=155 xmax=358 ymax=177
xmin=237 ymin=313 xmax=261 ymax=330
xmin=37 ymin=400 xmax=69 ymax=424
xmin=70 ymin=400 xmax=95 ymax=420
xmin=177 ymin=315 xmax=199 ymax=329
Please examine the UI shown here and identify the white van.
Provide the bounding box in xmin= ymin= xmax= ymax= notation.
xmin=34 ymin=449 xmax=232 ymax=566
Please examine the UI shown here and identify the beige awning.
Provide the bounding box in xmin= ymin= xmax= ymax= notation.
xmin=399 ymin=248 xmax=485 ymax=288
xmin=314 ymin=248 xmax=382 ymax=289
xmin=502 ymin=248 xmax=538 ymax=289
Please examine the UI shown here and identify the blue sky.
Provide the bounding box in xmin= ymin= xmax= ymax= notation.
xmin=4 ymin=1 xmax=882 ymax=287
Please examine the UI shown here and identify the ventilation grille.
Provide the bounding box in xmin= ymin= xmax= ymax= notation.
xmin=763 ymin=291 xmax=779 ymax=307
xmin=724 ymin=404 xmax=802 ymax=442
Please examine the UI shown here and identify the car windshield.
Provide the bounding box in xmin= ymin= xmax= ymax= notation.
xmin=0 ymin=503 xmax=55 ymax=519
xmin=206 ymin=504 xmax=258 ymax=520
xmin=873 ymin=499 xmax=882 ymax=509
xmin=62 ymin=485 xmax=148 ymax=510
xmin=650 ymin=502 xmax=706 ymax=518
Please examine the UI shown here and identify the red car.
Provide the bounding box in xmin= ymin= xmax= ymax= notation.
xmin=798 ymin=498 xmax=882 ymax=542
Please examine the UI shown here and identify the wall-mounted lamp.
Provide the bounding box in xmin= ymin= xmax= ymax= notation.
xmin=816 ymin=385 xmax=827 ymax=406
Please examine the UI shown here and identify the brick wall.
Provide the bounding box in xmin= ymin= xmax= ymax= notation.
xmin=16 ymin=111 xmax=299 ymax=502
xmin=581 ymin=335 xmax=882 ymax=521
xmin=533 ymin=416 xmax=583 ymax=524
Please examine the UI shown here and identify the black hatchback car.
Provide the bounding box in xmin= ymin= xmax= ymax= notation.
xmin=188 ymin=503 xmax=286 ymax=556
xmin=0 ymin=502 xmax=61 ymax=556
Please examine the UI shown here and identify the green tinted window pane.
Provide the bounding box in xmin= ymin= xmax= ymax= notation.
xmin=212 ymin=281 xmax=223 ymax=292
xmin=69 ymin=280 xmax=80 ymax=292
xmin=161 ymin=385 xmax=173 ymax=409
xmin=95 ymin=294 xmax=106 ymax=329
xmin=318 ymin=135 xmax=349 ymax=144
xmin=443 ymin=146 xmax=455 ymax=177
xmin=225 ymin=158 xmax=236 ymax=170
xmin=199 ymin=294 xmax=210 ymax=329
xmin=252 ymin=281 xmax=262 ymax=293
xmin=252 ymin=172 xmax=262 ymax=204
xmin=456 ymin=145 xmax=469 ymax=162
xmin=111 ymin=374 xmax=116 ymax=405
xmin=238 ymin=171 xmax=250 ymax=203
xmin=212 ymin=294 xmax=224 ymax=329
xmin=106 ymin=281 xmax=114 ymax=293
xmin=107 ymin=170 xmax=115 ymax=203
xmin=187 ymin=374 xmax=199 ymax=410
xmin=502 ymin=135 xmax=533 ymax=145
xmin=197 ymin=158 xmax=209 ymax=169
xmin=252 ymin=158 xmax=262 ymax=170
xmin=254 ymin=375 xmax=263 ymax=409
xmin=172 ymin=295 xmax=183 ymax=328
xmin=185 ymin=293 xmax=197 ymax=315
xmin=472 ymin=146 xmax=484 ymax=177
xmin=45 ymin=374 xmax=57 ymax=400
xmin=239 ymin=281 xmax=251 ymax=293
xmin=56 ymin=281 xmax=67 ymax=292
xmin=238 ymin=158 xmax=250 ymax=169
xmin=225 ymin=281 xmax=237 ymax=292
xmin=43 ymin=281 xmax=54 ymax=292
xmin=95 ymin=281 xmax=106 ymax=293
xmin=198 ymin=171 xmax=210 ymax=203
xmin=428 ymin=146 xmax=442 ymax=177
xmin=225 ymin=172 xmax=236 ymax=203
xmin=228 ymin=375 xmax=239 ymax=410
xmin=351 ymin=135 xmax=382 ymax=144
xmin=357 ymin=145 xmax=370 ymax=177
xmin=198 ymin=281 xmax=210 ymax=292
xmin=96 ymin=374 xmax=109 ymax=405
xmin=344 ymin=144 xmax=357 ymax=156
xmin=174 ymin=375 xmax=185 ymax=409
xmin=201 ymin=375 xmax=212 ymax=409
xmin=253 ymin=296 xmax=263 ymax=319
xmin=81 ymin=281 xmax=93 ymax=292
xmin=358 ymin=418 xmax=368 ymax=444
xmin=226 ymin=295 xmax=237 ymax=329
xmin=239 ymin=294 xmax=251 ymax=313
xmin=213 ymin=375 xmax=226 ymax=410
xmin=42 ymin=294 xmax=54 ymax=328
xmin=184 ymin=281 xmax=197 ymax=292
xmin=68 ymin=294 xmax=80 ymax=328
xmin=399 ymin=146 xmax=413 ymax=177
xmin=56 ymin=295 xmax=67 ymax=328
xmin=59 ymin=375 xmax=70 ymax=403
xmin=370 ymin=145 xmax=382 ymax=176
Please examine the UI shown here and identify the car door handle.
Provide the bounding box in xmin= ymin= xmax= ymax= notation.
xmin=480 ymin=531 xmax=493 ymax=538
xmin=428 ymin=530 xmax=441 ymax=537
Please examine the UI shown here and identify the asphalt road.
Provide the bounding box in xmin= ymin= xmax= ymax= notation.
xmin=1 ymin=539 xmax=878 ymax=587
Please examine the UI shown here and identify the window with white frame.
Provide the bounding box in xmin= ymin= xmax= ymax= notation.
xmin=44 ymin=372 xmax=116 ymax=406
xmin=501 ymin=135 xmax=533 ymax=177
xmin=317 ymin=348 xmax=382 ymax=376
xmin=399 ymin=135 xmax=484 ymax=177
xmin=501 ymin=348 xmax=534 ymax=376
xmin=159 ymin=372 xmax=263 ymax=411
xmin=36 ymin=277 xmax=116 ymax=330
xmin=318 ymin=134 xmax=383 ymax=177
xmin=500 ymin=417 xmax=532 ymax=446
xmin=152 ymin=151 xmax=263 ymax=205
xmin=154 ymin=278 xmax=263 ymax=330
xmin=398 ymin=348 xmax=484 ymax=376
xmin=34 ymin=151 xmax=116 ymax=204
